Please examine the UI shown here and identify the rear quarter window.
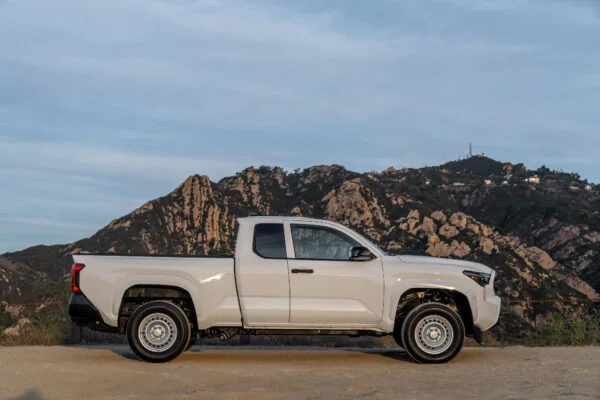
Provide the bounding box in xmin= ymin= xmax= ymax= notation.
xmin=253 ymin=223 xmax=287 ymax=259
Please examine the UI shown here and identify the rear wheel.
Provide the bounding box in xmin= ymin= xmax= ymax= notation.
xmin=126 ymin=300 xmax=191 ymax=363
xmin=397 ymin=302 xmax=465 ymax=364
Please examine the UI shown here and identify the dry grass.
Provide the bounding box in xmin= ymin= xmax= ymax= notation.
xmin=0 ymin=324 xmax=63 ymax=346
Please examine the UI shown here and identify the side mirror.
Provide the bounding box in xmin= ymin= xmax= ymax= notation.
xmin=350 ymin=246 xmax=375 ymax=261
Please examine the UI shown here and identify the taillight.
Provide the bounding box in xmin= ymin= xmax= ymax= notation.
xmin=71 ymin=263 xmax=85 ymax=294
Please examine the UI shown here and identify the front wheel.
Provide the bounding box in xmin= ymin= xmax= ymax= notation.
xmin=399 ymin=302 xmax=465 ymax=364
xmin=126 ymin=300 xmax=191 ymax=363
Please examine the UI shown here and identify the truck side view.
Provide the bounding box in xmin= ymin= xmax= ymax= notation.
xmin=69 ymin=216 xmax=501 ymax=363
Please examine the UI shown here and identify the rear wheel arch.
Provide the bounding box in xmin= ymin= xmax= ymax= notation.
xmin=118 ymin=285 xmax=198 ymax=331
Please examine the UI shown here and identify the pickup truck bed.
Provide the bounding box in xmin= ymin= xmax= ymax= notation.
xmin=73 ymin=255 xmax=242 ymax=330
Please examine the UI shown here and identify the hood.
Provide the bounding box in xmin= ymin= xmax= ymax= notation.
xmin=397 ymin=255 xmax=493 ymax=274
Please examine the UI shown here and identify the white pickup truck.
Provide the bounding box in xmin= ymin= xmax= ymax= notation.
xmin=69 ymin=216 xmax=500 ymax=363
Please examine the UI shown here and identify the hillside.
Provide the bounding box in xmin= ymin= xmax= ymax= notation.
xmin=1 ymin=156 xmax=599 ymax=341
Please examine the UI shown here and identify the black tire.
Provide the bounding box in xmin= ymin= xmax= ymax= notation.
xmin=126 ymin=300 xmax=191 ymax=363
xmin=397 ymin=302 xmax=465 ymax=364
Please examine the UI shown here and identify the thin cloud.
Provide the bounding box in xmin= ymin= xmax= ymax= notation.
xmin=0 ymin=217 xmax=98 ymax=230
xmin=572 ymin=73 xmax=600 ymax=89
xmin=0 ymin=140 xmax=245 ymax=182
xmin=426 ymin=0 xmax=527 ymax=11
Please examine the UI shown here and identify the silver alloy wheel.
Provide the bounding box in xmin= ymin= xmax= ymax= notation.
xmin=414 ymin=314 xmax=454 ymax=355
xmin=138 ymin=313 xmax=178 ymax=353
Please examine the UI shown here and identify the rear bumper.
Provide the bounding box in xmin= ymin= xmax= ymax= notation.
xmin=69 ymin=294 xmax=117 ymax=332
xmin=69 ymin=293 xmax=101 ymax=325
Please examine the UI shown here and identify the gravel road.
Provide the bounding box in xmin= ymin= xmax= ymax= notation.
xmin=1 ymin=346 xmax=598 ymax=400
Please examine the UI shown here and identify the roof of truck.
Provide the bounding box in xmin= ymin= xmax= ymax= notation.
xmin=239 ymin=216 xmax=335 ymax=222
xmin=237 ymin=216 xmax=351 ymax=229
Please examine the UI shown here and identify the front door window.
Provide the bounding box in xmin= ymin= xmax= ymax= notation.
xmin=291 ymin=224 xmax=359 ymax=261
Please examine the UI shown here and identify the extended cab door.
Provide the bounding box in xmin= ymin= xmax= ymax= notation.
xmin=286 ymin=222 xmax=384 ymax=326
xmin=235 ymin=221 xmax=290 ymax=326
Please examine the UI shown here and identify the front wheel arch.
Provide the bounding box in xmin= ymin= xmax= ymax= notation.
xmin=393 ymin=288 xmax=474 ymax=336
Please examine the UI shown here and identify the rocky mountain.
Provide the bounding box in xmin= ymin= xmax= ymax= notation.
xmin=1 ymin=156 xmax=599 ymax=340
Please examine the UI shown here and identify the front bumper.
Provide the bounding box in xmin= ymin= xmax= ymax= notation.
xmin=474 ymin=294 xmax=501 ymax=331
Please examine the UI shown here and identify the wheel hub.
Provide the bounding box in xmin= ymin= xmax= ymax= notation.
xmin=426 ymin=327 xmax=442 ymax=342
xmin=138 ymin=313 xmax=178 ymax=353
xmin=414 ymin=315 xmax=454 ymax=355
xmin=151 ymin=326 xmax=166 ymax=340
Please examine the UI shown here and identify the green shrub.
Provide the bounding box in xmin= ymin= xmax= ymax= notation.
xmin=522 ymin=310 xmax=600 ymax=346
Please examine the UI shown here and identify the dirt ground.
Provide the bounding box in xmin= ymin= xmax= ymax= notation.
xmin=1 ymin=345 xmax=598 ymax=400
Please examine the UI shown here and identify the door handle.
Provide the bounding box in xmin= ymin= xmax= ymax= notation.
xmin=291 ymin=268 xmax=314 ymax=274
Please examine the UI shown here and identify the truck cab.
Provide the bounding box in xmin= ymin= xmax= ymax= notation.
xmin=235 ymin=217 xmax=385 ymax=327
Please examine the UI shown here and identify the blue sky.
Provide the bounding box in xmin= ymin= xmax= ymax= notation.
xmin=1 ymin=0 xmax=599 ymax=252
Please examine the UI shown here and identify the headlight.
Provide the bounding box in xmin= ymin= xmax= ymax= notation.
xmin=463 ymin=270 xmax=491 ymax=287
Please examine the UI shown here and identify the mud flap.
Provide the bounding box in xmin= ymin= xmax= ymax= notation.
xmin=472 ymin=326 xmax=485 ymax=345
